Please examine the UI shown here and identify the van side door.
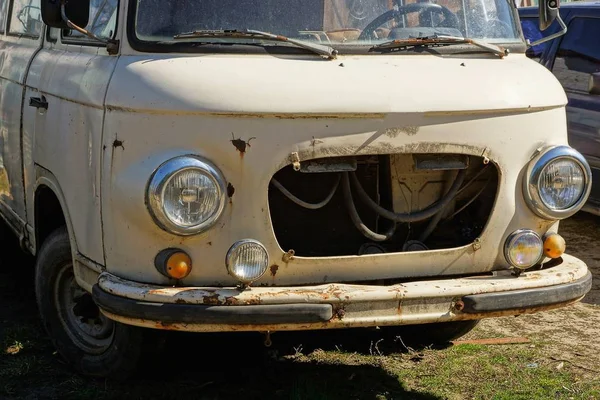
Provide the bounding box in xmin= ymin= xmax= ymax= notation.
xmin=22 ymin=0 xmax=119 ymax=259
xmin=0 ymin=0 xmax=42 ymax=234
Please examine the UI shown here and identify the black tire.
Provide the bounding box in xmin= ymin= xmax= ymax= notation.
xmin=382 ymin=320 xmax=480 ymax=348
xmin=34 ymin=226 xmax=145 ymax=379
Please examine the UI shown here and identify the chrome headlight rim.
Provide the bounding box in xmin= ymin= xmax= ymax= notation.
xmin=225 ymin=239 xmax=270 ymax=284
xmin=147 ymin=155 xmax=227 ymax=236
xmin=503 ymin=229 xmax=544 ymax=270
xmin=524 ymin=145 xmax=592 ymax=220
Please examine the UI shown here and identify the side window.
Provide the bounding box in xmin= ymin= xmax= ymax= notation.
xmin=63 ymin=0 xmax=118 ymax=41
xmin=552 ymin=18 xmax=600 ymax=95
xmin=0 ymin=0 xmax=7 ymax=33
xmin=520 ymin=17 xmax=549 ymax=61
xmin=9 ymin=0 xmax=42 ymax=37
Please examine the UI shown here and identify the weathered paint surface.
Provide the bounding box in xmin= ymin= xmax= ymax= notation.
xmin=23 ymin=39 xmax=116 ymax=262
xmin=0 ymin=32 xmax=39 ymax=230
xmin=102 ymin=298 xmax=582 ymax=333
xmin=97 ymin=32 xmax=572 ymax=288
xmin=101 ymin=103 xmax=567 ymax=286
xmin=97 ymin=255 xmax=587 ymax=332
xmin=98 ymin=253 xmax=587 ymax=305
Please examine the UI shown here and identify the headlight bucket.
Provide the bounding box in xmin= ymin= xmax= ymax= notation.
xmin=523 ymin=146 xmax=592 ymax=220
xmin=147 ymin=155 xmax=227 ymax=236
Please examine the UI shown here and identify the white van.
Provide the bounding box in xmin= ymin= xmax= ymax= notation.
xmin=0 ymin=0 xmax=593 ymax=379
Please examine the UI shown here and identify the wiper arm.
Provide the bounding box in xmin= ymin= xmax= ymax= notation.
xmin=371 ymin=34 xmax=508 ymax=58
xmin=174 ymin=29 xmax=338 ymax=60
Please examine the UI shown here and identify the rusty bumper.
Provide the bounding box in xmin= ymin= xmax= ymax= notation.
xmin=93 ymin=254 xmax=592 ymax=332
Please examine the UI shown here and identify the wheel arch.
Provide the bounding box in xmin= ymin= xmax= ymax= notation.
xmin=32 ymin=168 xmax=78 ymax=260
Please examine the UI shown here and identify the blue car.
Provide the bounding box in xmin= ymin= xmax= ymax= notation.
xmin=519 ymin=2 xmax=600 ymax=215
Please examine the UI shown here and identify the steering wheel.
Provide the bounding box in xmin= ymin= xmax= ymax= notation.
xmin=358 ymin=3 xmax=461 ymax=41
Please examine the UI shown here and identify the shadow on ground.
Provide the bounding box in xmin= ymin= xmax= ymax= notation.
xmin=0 ymin=234 xmax=440 ymax=400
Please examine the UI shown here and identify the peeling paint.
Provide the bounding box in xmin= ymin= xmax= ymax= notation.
xmin=230 ymin=133 xmax=255 ymax=155
xmin=105 ymin=106 xmax=387 ymax=119
xmin=384 ymin=126 xmax=420 ymax=137
xmin=112 ymin=139 xmax=124 ymax=150
xmin=311 ymin=137 xmax=325 ymax=147
xmin=227 ymin=183 xmax=235 ymax=198
xmin=282 ymin=142 xmax=486 ymax=171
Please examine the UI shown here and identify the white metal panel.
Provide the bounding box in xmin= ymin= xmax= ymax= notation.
xmin=100 ymin=53 xmax=569 ymax=287
xmin=23 ymin=40 xmax=118 ymax=262
xmin=0 ymin=33 xmax=41 ymax=228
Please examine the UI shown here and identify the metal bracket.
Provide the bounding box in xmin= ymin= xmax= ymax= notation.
xmin=263 ymin=331 xmax=272 ymax=347
xmin=527 ymin=14 xmax=567 ymax=49
xmin=481 ymin=148 xmax=491 ymax=165
xmin=290 ymin=152 xmax=301 ymax=172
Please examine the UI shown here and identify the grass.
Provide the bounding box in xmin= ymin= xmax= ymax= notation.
xmin=1 ymin=313 xmax=599 ymax=400
xmin=1 ymin=215 xmax=599 ymax=400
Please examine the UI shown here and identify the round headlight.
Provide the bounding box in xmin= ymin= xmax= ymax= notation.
xmin=226 ymin=240 xmax=269 ymax=284
xmin=147 ymin=156 xmax=227 ymax=236
xmin=524 ymin=146 xmax=592 ymax=220
xmin=538 ymin=158 xmax=585 ymax=210
xmin=504 ymin=229 xmax=543 ymax=270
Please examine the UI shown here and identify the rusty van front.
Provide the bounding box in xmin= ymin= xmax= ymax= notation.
xmin=0 ymin=0 xmax=591 ymax=378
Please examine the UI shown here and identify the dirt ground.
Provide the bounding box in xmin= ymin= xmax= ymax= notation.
xmin=0 ymin=212 xmax=599 ymax=399
xmin=462 ymin=212 xmax=600 ymax=379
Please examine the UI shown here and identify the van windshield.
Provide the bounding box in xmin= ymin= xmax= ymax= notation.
xmin=133 ymin=0 xmax=522 ymax=52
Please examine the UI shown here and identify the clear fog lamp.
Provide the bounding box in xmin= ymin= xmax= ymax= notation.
xmin=504 ymin=230 xmax=543 ymax=270
xmin=226 ymin=240 xmax=269 ymax=284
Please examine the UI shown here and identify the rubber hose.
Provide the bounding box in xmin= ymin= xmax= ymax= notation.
xmin=350 ymin=168 xmax=467 ymax=223
xmin=271 ymin=174 xmax=341 ymax=210
xmin=342 ymin=172 xmax=397 ymax=242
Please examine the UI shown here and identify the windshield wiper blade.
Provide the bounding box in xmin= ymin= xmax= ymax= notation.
xmin=174 ymin=29 xmax=338 ymax=59
xmin=371 ymin=34 xmax=508 ymax=58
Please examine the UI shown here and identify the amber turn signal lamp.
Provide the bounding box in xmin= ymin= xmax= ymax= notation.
xmin=155 ymin=249 xmax=192 ymax=280
xmin=543 ymin=233 xmax=566 ymax=259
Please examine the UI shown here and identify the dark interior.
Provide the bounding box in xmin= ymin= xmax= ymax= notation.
xmin=269 ymin=154 xmax=499 ymax=257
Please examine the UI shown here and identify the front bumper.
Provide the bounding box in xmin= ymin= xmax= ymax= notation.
xmin=93 ymin=254 xmax=592 ymax=332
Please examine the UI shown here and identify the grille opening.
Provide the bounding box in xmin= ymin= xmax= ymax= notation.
xmin=268 ymin=154 xmax=499 ymax=257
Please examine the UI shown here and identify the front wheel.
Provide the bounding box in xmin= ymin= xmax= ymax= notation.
xmin=34 ymin=227 xmax=145 ymax=379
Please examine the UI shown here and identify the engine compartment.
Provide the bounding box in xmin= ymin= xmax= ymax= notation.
xmin=268 ymin=154 xmax=498 ymax=257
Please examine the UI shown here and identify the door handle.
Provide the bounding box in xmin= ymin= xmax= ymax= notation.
xmin=29 ymin=96 xmax=48 ymax=110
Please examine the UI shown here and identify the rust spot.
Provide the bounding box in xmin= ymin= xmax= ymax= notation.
xmin=203 ymin=293 xmax=221 ymax=305
xmin=270 ymin=265 xmax=279 ymax=277
xmin=223 ymin=296 xmax=261 ymax=306
xmin=207 ymin=241 xmax=212 ymax=246
xmin=227 ymin=183 xmax=235 ymax=198
xmin=454 ymin=300 xmax=465 ymax=312
xmin=175 ymin=298 xmax=188 ymax=304
xmin=157 ymin=321 xmax=178 ymax=330
xmin=230 ymin=133 xmax=256 ymax=155
xmin=113 ymin=139 xmax=124 ymax=150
